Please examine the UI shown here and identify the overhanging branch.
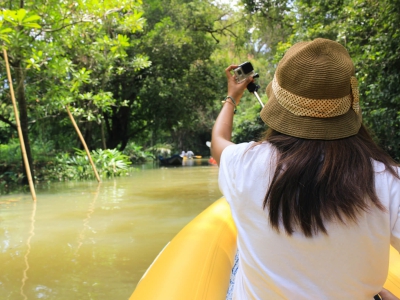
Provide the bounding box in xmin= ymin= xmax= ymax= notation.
xmin=0 ymin=115 xmax=17 ymax=130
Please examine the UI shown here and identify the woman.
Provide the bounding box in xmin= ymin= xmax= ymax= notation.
xmin=212 ymin=38 xmax=400 ymax=299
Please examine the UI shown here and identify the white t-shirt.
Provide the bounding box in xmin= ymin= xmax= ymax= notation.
xmin=219 ymin=142 xmax=400 ymax=300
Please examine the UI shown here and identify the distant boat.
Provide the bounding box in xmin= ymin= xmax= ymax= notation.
xmin=158 ymin=154 xmax=183 ymax=166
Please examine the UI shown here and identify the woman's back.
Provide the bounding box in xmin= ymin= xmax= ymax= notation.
xmin=212 ymin=38 xmax=400 ymax=299
xmin=219 ymin=141 xmax=400 ymax=299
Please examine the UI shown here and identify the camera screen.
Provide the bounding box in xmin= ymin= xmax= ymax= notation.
xmin=240 ymin=62 xmax=254 ymax=74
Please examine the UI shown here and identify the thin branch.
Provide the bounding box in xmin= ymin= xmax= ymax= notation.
xmin=210 ymin=32 xmax=219 ymax=43
xmin=33 ymin=9 xmax=70 ymax=39
xmin=224 ymin=28 xmax=238 ymax=37
xmin=104 ymin=8 xmax=123 ymax=16
xmin=41 ymin=7 xmax=123 ymax=34
xmin=28 ymin=113 xmax=62 ymax=124
xmin=0 ymin=114 xmax=17 ymax=130
xmin=187 ymin=17 xmax=242 ymax=42
xmin=42 ymin=19 xmax=93 ymax=33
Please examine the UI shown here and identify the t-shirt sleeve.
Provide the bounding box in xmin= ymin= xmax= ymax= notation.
xmin=218 ymin=143 xmax=252 ymax=203
xmin=218 ymin=144 xmax=236 ymax=201
xmin=389 ymin=169 xmax=400 ymax=252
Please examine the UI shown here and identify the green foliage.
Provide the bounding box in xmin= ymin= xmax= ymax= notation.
xmin=232 ymin=100 xmax=267 ymax=143
xmin=48 ymin=148 xmax=132 ymax=181
xmin=0 ymin=141 xmax=25 ymax=194
xmin=147 ymin=143 xmax=173 ymax=157
xmin=243 ymin=0 xmax=400 ymax=161
xmin=346 ymin=0 xmax=400 ymax=161
xmin=1 ymin=9 xmax=41 ymax=28
xmin=102 ymin=0 xmax=236 ymax=151
xmin=91 ymin=148 xmax=132 ymax=177
xmin=0 ymin=171 xmax=25 ymax=195
xmin=138 ymin=0 xmax=219 ymax=126
xmin=0 ymin=21 xmax=13 ymax=44
xmin=0 ymin=140 xmax=21 ymax=164
xmin=0 ymin=0 xmax=150 ymax=151
xmin=0 ymin=0 xmax=249 ymax=191
xmin=123 ymin=142 xmax=154 ymax=164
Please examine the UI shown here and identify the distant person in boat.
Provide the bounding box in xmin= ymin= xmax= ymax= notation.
xmin=186 ymin=150 xmax=194 ymax=159
xmin=212 ymin=38 xmax=400 ymax=300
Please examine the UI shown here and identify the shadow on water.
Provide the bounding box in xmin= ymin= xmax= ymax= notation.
xmin=0 ymin=161 xmax=221 ymax=300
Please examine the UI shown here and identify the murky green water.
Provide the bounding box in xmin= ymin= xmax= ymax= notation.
xmin=0 ymin=162 xmax=221 ymax=299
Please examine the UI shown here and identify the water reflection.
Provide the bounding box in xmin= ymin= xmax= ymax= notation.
xmin=182 ymin=157 xmax=204 ymax=167
xmin=75 ymin=184 xmax=100 ymax=256
xmin=20 ymin=201 xmax=36 ymax=300
xmin=0 ymin=163 xmax=221 ymax=299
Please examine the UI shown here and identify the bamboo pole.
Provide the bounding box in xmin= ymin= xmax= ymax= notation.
xmin=65 ymin=105 xmax=101 ymax=182
xmin=3 ymin=48 xmax=37 ymax=201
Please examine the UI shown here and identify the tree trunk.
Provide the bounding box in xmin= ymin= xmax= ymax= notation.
xmin=101 ymin=120 xmax=107 ymax=149
xmin=15 ymin=62 xmax=35 ymax=184
xmin=83 ymin=119 xmax=93 ymax=150
xmin=106 ymin=106 xmax=130 ymax=151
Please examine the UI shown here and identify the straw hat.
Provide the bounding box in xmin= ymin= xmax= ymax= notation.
xmin=260 ymin=38 xmax=362 ymax=140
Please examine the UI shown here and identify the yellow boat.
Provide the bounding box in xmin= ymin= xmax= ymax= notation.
xmin=130 ymin=198 xmax=400 ymax=300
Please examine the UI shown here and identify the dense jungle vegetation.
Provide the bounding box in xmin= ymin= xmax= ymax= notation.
xmin=0 ymin=0 xmax=399 ymax=193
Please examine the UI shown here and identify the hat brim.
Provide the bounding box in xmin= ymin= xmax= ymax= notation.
xmin=260 ymin=83 xmax=362 ymax=140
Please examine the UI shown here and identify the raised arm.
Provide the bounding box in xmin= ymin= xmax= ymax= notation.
xmin=211 ymin=65 xmax=253 ymax=165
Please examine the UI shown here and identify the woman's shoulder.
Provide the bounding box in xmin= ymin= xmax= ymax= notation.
xmin=223 ymin=141 xmax=274 ymax=156
xmin=372 ymin=159 xmax=386 ymax=173
xmin=229 ymin=140 xmax=274 ymax=150
xmin=372 ymin=159 xmax=400 ymax=188
xmin=372 ymin=159 xmax=400 ymax=173
xmin=221 ymin=141 xmax=276 ymax=169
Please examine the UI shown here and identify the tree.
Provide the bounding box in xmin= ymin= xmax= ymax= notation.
xmin=344 ymin=0 xmax=400 ymax=160
xmin=0 ymin=0 xmax=265 ymax=177
xmin=0 ymin=7 xmax=43 ymax=183
xmin=0 ymin=0 xmax=148 ymax=182
xmin=106 ymin=0 xmax=245 ymax=152
xmin=242 ymin=0 xmax=400 ymax=160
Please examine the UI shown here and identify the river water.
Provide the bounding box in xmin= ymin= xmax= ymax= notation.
xmin=0 ymin=161 xmax=221 ymax=299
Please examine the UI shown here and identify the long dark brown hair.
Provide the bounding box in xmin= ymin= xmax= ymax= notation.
xmin=262 ymin=124 xmax=399 ymax=237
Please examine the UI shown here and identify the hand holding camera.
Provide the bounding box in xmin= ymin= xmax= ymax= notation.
xmin=224 ymin=64 xmax=254 ymax=107
xmin=229 ymin=62 xmax=264 ymax=108
xmin=233 ymin=62 xmax=259 ymax=84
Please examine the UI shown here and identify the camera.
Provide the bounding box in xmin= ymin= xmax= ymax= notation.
xmin=233 ymin=61 xmax=258 ymax=83
xmin=233 ymin=61 xmax=263 ymax=107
